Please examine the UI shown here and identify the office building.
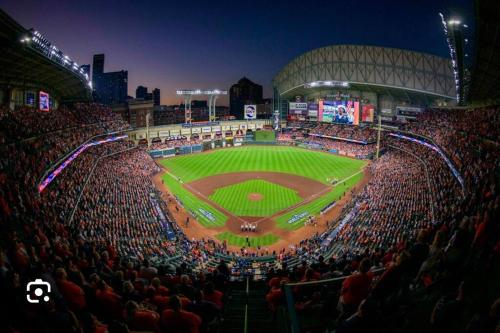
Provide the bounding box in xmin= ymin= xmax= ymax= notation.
xmin=92 ymin=54 xmax=128 ymax=105
xmin=92 ymin=54 xmax=104 ymax=77
xmin=136 ymin=85 xmax=148 ymax=99
xmin=229 ymin=77 xmax=263 ymax=119
xmin=98 ymin=70 xmax=128 ymax=105
xmin=153 ymin=88 xmax=160 ymax=106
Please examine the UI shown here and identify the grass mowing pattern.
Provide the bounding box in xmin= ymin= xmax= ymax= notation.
xmin=159 ymin=146 xmax=366 ymax=184
xmin=215 ymin=232 xmax=280 ymax=248
xmin=209 ymin=179 xmax=302 ymax=216
xmin=274 ymin=171 xmax=364 ymax=230
xmin=254 ymin=130 xmax=276 ymax=142
xmin=162 ymin=173 xmax=227 ymax=227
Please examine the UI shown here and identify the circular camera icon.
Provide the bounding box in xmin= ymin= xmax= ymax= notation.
xmin=27 ymin=279 xmax=51 ymax=303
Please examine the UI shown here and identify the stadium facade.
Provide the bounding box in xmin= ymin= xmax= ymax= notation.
xmin=0 ymin=9 xmax=92 ymax=107
xmin=272 ymin=45 xmax=457 ymax=122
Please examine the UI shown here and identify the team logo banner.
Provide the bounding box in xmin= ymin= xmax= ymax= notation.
xmin=244 ymin=105 xmax=257 ymax=119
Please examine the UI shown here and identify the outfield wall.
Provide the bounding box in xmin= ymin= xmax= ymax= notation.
xmin=129 ymin=120 xmax=287 ymax=143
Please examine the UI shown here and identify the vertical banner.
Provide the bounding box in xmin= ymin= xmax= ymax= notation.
xmin=361 ymin=105 xmax=375 ymax=122
xmin=318 ymin=100 xmax=324 ymax=122
xmin=39 ymin=91 xmax=50 ymax=112
xmin=353 ymin=101 xmax=360 ymax=125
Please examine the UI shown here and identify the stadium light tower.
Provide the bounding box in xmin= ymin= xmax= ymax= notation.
xmin=439 ymin=13 xmax=468 ymax=105
xmin=176 ymin=89 xmax=227 ymax=123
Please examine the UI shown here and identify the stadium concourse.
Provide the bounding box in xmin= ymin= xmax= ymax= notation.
xmin=0 ymin=100 xmax=498 ymax=332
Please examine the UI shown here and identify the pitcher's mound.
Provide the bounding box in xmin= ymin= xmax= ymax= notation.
xmin=248 ymin=193 xmax=263 ymax=201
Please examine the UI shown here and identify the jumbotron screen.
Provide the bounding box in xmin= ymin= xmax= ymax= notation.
xmin=319 ymin=100 xmax=359 ymax=125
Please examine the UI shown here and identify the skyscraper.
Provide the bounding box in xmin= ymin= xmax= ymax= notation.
xmin=153 ymin=88 xmax=160 ymax=106
xmin=136 ymin=85 xmax=148 ymax=99
xmin=229 ymin=77 xmax=263 ymax=119
xmin=92 ymin=54 xmax=104 ymax=78
xmin=92 ymin=53 xmax=128 ymax=105
xmin=98 ymin=70 xmax=128 ymax=105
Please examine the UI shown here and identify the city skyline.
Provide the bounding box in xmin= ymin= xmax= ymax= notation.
xmin=1 ymin=0 xmax=473 ymax=106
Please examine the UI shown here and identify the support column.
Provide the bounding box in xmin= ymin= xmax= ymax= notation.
xmin=183 ymin=95 xmax=192 ymax=124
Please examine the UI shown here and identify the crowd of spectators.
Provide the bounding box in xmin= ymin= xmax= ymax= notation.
xmin=74 ymin=149 xmax=175 ymax=261
xmin=310 ymin=123 xmax=377 ymax=142
xmin=0 ymin=102 xmax=499 ymax=332
xmin=149 ymin=136 xmax=203 ymax=150
xmin=303 ymin=137 xmax=376 ymax=157
xmin=264 ymin=107 xmax=499 ymax=333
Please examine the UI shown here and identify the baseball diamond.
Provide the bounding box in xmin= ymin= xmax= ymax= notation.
xmin=158 ymin=145 xmax=366 ymax=248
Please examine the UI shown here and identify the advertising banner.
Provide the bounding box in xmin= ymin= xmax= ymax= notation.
xmin=362 ymin=105 xmax=375 ymax=122
xmin=308 ymin=103 xmax=318 ymax=117
xmin=39 ymin=91 xmax=50 ymax=112
xmin=202 ymin=127 xmax=211 ymax=133
xmin=159 ymin=131 xmax=170 ymax=137
xmin=352 ymin=101 xmax=360 ymax=125
xmin=181 ymin=128 xmax=191 ymax=135
xmin=289 ymin=102 xmax=308 ymax=116
xmin=191 ymin=128 xmax=201 ymax=134
xmin=244 ymin=105 xmax=257 ymax=119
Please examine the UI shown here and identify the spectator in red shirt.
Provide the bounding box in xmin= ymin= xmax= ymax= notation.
xmin=339 ymin=258 xmax=373 ymax=319
xmin=55 ymin=267 xmax=86 ymax=311
xmin=161 ymin=295 xmax=202 ymax=333
xmin=151 ymin=277 xmax=170 ymax=296
xmin=95 ymin=279 xmax=122 ymax=321
xmin=124 ymin=300 xmax=160 ymax=332
xmin=202 ymin=282 xmax=224 ymax=309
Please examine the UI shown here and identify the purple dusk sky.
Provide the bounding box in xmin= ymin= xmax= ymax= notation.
xmin=1 ymin=0 xmax=472 ymax=106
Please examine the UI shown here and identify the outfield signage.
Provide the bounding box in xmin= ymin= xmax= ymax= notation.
xmin=198 ymin=208 xmax=216 ymax=222
xmin=289 ymin=102 xmax=308 ymax=116
xmin=159 ymin=130 xmax=169 ymax=137
xmin=287 ymin=211 xmax=309 ymax=224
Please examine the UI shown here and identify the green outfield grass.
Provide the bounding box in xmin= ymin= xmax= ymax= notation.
xmin=161 ymin=173 xmax=227 ymax=227
xmin=209 ymin=179 xmax=302 ymax=216
xmin=159 ymin=146 xmax=365 ymax=184
xmin=215 ymin=232 xmax=280 ymax=248
xmin=274 ymin=171 xmax=364 ymax=230
xmin=254 ymin=130 xmax=276 ymax=142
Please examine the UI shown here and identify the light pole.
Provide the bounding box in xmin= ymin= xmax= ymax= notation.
xmin=146 ymin=112 xmax=150 ymax=149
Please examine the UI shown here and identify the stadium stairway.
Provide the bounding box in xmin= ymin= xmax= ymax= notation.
xmin=221 ymin=279 xmax=285 ymax=333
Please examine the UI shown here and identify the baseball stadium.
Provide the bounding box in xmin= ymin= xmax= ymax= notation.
xmin=1 ymin=2 xmax=500 ymax=333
